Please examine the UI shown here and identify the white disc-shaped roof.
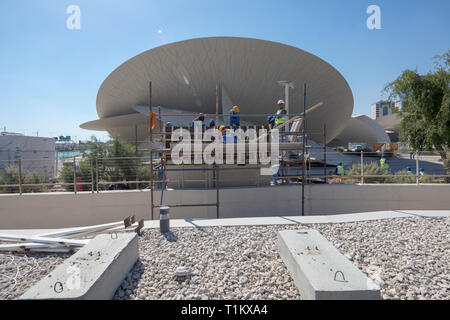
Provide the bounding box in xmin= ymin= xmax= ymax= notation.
xmin=85 ymin=37 xmax=354 ymax=143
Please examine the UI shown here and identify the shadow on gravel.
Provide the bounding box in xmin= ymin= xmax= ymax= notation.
xmin=163 ymin=231 xmax=178 ymax=242
xmin=113 ymin=259 xmax=145 ymax=300
xmin=184 ymin=219 xmax=209 ymax=233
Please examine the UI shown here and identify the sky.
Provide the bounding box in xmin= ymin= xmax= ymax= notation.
xmin=0 ymin=0 xmax=449 ymax=142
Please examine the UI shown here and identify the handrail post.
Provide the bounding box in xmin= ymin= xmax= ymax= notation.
xmin=216 ymin=164 xmax=219 ymax=219
xmin=416 ymin=151 xmax=419 ymax=184
xmin=73 ymin=156 xmax=77 ymax=194
xmin=323 ymin=123 xmax=327 ymax=183
xmin=361 ymin=150 xmax=364 ymax=184
xmin=18 ymin=157 xmax=23 ymax=195
xmin=96 ymin=157 xmax=99 ymax=193
xmin=90 ymin=159 xmax=94 ymax=193
xmin=150 ymin=150 xmax=154 ymax=220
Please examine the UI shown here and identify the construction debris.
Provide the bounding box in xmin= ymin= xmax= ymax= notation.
xmin=0 ymin=216 xmax=143 ymax=253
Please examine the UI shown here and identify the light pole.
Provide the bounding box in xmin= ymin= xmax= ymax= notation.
xmin=277 ymin=81 xmax=294 ymax=119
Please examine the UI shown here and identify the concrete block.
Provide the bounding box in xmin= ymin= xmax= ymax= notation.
xmin=20 ymin=232 xmax=138 ymax=300
xmin=277 ymin=229 xmax=381 ymax=300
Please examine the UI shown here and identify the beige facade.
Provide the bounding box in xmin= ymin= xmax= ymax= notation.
xmin=80 ymin=37 xmax=354 ymax=145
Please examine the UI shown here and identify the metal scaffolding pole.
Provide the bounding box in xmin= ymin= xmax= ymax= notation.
xmin=149 ymin=81 xmax=154 ymax=220
xmin=302 ymin=83 xmax=306 ymax=216
xmin=323 ymin=123 xmax=327 ymax=184
xmin=135 ymin=124 xmax=139 ymax=190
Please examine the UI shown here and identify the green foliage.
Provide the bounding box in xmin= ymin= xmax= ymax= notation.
xmin=392 ymin=170 xmax=416 ymax=184
xmin=60 ymin=136 xmax=144 ymax=191
xmin=347 ymin=162 xmax=391 ymax=184
xmin=0 ymin=172 xmax=5 ymax=193
xmin=60 ymin=165 xmax=74 ymax=192
xmin=2 ymin=165 xmax=48 ymax=193
xmin=23 ymin=171 xmax=47 ymax=193
xmin=384 ymin=51 xmax=450 ymax=160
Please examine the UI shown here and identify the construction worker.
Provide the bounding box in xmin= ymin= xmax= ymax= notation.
xmin=274 ymin=100 xmax=288 ymax=126
xmin=405 ymin=167 xmax=413 ymax=175
xmin=270 ymin=163 xmax=280 ymax=186
xmin=209 ymin=119 xmax=216 ymax=127
xmin=336 ymin=162 xmax=345 ymax=176
xmin=219 ymin=125 xmax=228 ymax=143
xmin=380 ymin=155 xmax=389 ymax=170
xmin=419 ymin=168 xmax=425 ymax=176
xmin=229 ymin=106 xmax=240 ymax=127
xmin=274 ymin=100 xmax=288 ymax=142
xmin=192 ymin=113 xmax=205 ymax=126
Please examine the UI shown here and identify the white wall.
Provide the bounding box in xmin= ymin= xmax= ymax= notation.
xmin=0 ymin=135 xmax=56 ymax=178
xmin=0 ymin=184 xmax=449 ymax=229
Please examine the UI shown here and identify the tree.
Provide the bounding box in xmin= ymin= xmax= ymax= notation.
xmin=61 ymin=136 xmax=143 ymax=191
xmin=384 ymin=51 xmax=450 ymax=160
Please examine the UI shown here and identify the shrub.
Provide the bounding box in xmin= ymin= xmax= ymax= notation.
xmin=60 ymin=165 xmax=74 ymax=191
xmin=392 ymin=170 xmax=416 ymax=184
xmin=347 ymin=162 xmax=391 ymax=184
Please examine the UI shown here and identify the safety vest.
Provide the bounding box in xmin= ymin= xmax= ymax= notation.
xmin=419 ymin=171 xmax=424 ymax=176
xmin=275 ymin=108 xmax=288 ymax=125
xmin=337 ymin=165 xmax=344 ymax=176
xmin=380 ymin=158 xmax=389 ymax=169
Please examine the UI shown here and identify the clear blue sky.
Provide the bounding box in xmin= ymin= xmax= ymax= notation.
xmin=0 ymin=0 xmax=449 ymax=141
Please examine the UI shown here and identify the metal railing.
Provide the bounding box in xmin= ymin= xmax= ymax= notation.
xmin=0 ymin=150 xmax=449 ymax=195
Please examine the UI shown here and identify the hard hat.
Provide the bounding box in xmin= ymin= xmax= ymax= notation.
xmin=338 ymin=162 xmax=343 ymax=165
xmin=420 ymin=168 xmax=424 ymax=171
xmin=277 ymin=99 xmax=285 ymax=105
xmin=406 ymin=167 xmax=411 ymax=171
xmin=166 ymin=122 xmax=172 ymax=126
xmin=219 ymin=125 xmax=226 ymax=131
xmin=232 ymin=106 xmax=239 ymax=112
xmin=381 ymin=155 xmax=386 ymax=158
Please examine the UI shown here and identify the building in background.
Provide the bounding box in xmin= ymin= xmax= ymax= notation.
xmin=0 ymin=132 xmax=56 ymax=179
xmin=370 ymin=101 xmax=402 ymax=142
xmin=328 ymin=115 xmax=391 ymax=151
xmin=81 ymin=37 xmax=354 ymax=147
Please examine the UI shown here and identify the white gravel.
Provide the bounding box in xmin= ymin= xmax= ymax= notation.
xmin=0 ymin=252 xmax=71 ymax=300
xmin=114 ymin=216 xmax=449 ymax=300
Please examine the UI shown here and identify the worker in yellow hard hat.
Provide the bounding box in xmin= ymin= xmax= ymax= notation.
xmin=229 ymin=105 xmax=240 ymax=127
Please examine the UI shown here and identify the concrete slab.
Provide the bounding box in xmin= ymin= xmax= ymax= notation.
xmin=20 ymin=232 xmax=138 ymax=300
xmin=2 ymin=210 xmax=449 ymax=236
xmin=277 ymin=229 xmax=381 ymax=300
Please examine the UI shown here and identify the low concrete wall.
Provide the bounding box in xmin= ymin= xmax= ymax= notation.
xmin=1 ymin=184 xmax=449 ymax=229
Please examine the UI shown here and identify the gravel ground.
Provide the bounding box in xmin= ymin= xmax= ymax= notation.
xmin=114 ymin=216 xmax=449 ymax=300
xmin=0 ymin=252 xmax=71 ymax=300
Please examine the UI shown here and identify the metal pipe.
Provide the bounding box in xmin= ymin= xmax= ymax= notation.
xmin=302 ymin=83 xmax=306 ymax=216
xmin=149 ymin=81 xmax=154 ymax=220
xmin=216 ymin=84 xmax=219 ymax=124
xmin=416 ymin=151 xmax=419 ymax=184
xmin=323 ymin=123 xmax=327 ymax=184
xmin=216 ymin=164 xmax=220 ymax=219
xmin=73 ymin=156 xmax=77 ymax=194
xmin=361 ymin=150 xmax=364 ymax=184
xmin=90 ymin=159 xmax=94 ymax=193
xmin=96 ymin=157 xmax=99 ymax=193
xmin=135 ymin=125 xmax=139 ymax=190
xmin=18 ymin=157 xmax=22 ymax=195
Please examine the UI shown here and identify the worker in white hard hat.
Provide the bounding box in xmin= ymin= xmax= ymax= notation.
xmin=274 ymin=99 xmax=288 ymax=142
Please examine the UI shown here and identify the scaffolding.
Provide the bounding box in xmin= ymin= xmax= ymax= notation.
xmin=145 ymin=82 xmax=327 ymax=220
